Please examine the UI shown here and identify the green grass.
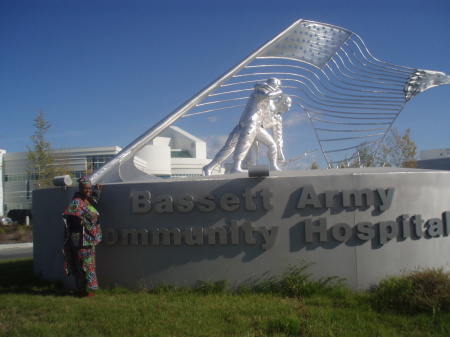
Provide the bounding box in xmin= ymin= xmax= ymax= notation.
xmin=0 ymin=259 xmax=449 ymax=337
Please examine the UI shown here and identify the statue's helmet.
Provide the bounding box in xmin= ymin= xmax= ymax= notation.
xmin=266 ymin=77 xmax=281 ymax=90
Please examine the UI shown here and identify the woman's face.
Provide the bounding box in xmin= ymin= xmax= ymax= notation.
xmin=79 ymin=183 xmax=92 ymax=199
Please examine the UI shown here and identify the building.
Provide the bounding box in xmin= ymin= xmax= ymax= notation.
xmin=417 ymin=148 xmax=450 ymax=170
xmin=1 ymin=146 xmax=122 ymax=214
xmin=0 ymin=126 xmax=216 ymax=216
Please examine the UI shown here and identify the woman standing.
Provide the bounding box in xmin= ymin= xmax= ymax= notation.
xmin=62 ymin=176 xmax=102 ymax=297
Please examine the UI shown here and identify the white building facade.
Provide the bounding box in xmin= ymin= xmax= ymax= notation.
xmin=1 ymin=126 xmax=215 ymax=216
xmin=2 ymin=146 xmax=121 ymax=214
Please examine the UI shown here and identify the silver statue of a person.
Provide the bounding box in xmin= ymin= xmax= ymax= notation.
xmin=203 ymin=78 xmax=291 ymax=175
xmin=259 ymin=94 xmax=291 ymax=163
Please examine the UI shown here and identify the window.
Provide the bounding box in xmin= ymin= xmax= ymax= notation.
xmin=4 ymin=174 xmax=38 ymax=182
xmin=72 ymin=171 xmax=86 ymax=179
xmin=86 ymin=155 xmax=114 ymax=170
xmin=171 ymin=150 xmax=192 ymax=158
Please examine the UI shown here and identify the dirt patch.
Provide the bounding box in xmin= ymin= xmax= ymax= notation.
xmin=0 ymin=226 xmax=33 ymax=244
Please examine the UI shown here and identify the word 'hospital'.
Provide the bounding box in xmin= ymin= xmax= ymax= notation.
xmin=104 ymin=212 xmax=450 ymax=249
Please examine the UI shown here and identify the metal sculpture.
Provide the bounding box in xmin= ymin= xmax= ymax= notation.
xmin=202 ymin=79 xmax=291 ymax=175
xmin=89 ymin=19 xmax=450 ymax=184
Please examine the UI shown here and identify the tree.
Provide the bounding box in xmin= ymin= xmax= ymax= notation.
xmin=337 ymin=155 xmax=351 ymax=169
xmin=310 ymin=161 xmax=320 ymax=169
xmin=332 ymin=129 xmax=417 ymax=169
xmin=27 ymin=110 xmax=70 ymax=188
xmin=352 ymin=142 xmax=377 ymax=168
xmin=377 ymin=128 xmax=418 ymax=168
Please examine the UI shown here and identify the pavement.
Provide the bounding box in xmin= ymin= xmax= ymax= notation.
xmin=0 ymin=243 xmax=33 ymax=260
xmin=0 ymin=242 xmax=33 ymax=250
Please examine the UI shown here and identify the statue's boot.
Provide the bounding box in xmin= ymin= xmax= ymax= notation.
xmin=270 ymin=159 xmax=282 ymax=171
xmin=230 ymin=161 xmax=244 ymax=173
xmin=202 ymin=164 xmax=214 ymax=176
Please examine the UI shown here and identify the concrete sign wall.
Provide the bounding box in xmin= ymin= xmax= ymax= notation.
xmin=33 ymin=168 xmax=450 ymax=290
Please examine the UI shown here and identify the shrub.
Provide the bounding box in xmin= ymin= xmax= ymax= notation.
xmin=252 ymin=261 xmax=348 ymax=298
xmin=151 ymin=283 xmax=181 ymax=294
xmin=263 ymin=316 xmax=302 ymax=335
xmin=371 ymin=276 xmax=415 ymax=313
xmin=15 ymin=226 xmax=25 ymax=241
xmin=371 ymin=268 xmax=450 ymax=314
xmin=193 ymin=280 xmax=229 ymax=294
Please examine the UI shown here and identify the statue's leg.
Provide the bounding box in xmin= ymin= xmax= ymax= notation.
xmin=203 ymin=125 xmax=240 ymax=176
xmin=245 ymin=142 xmax=259 ymax=167
xmin=231 ymin=124 xmax=257 ymax=173
xmin=255 ymin=128 xmax=281 ymax=171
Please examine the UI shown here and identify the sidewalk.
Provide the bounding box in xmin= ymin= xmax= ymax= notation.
xmin=0 ymin=242 xmax=33 ymax=250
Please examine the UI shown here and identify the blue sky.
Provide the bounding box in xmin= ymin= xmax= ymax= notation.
xmin=1 ymin=0 xmax=449 ymax=169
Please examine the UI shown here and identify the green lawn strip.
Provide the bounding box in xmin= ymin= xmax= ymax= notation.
xmin=0 ymin=292 xmax=302 ymax=337
xmin=302 ymin=295 xmax=450 ymax=337
xmin=1 ymin=258 xmax=449 ymax=337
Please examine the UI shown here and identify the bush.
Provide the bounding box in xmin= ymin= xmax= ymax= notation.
xmin=15 ymin=226 xmax=25 ymax=241
xmin=151 ymin=283 xmax=181 ymax=294
xmin=251 ymin=261 xmax=348 ymax=298
xmin=371 ymin=268 xmax=450 ymax=314
xmin=263 ymin=316 xmax=302 ymax=335
xmin=193 ymin=280 xmax=229 ymax=294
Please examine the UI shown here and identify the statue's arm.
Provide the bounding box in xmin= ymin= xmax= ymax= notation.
xmin=255 ymin=85 xmax=283 ymax=99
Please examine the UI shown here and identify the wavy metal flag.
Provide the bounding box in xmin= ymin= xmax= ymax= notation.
xmin=89 ymin=19 xmax=450 ymax=183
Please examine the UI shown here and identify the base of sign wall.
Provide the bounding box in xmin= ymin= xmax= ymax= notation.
xmin=33 ymin=167 xmax=450 ymax=290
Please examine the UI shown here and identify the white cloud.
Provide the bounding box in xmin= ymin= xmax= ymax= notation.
xmin=201 ymin=134 xmax=229 ymax=159
xmin=207 ymin=115 xmax=219 ymax=123
xmin=286 ymin=161 xmax=311 ymax=170
xmin=283 ymin=111 xmax=308 ymax=128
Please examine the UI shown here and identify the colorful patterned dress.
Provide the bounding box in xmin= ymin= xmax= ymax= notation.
xmin=63 ymin=193 xmax=102 ymax=293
